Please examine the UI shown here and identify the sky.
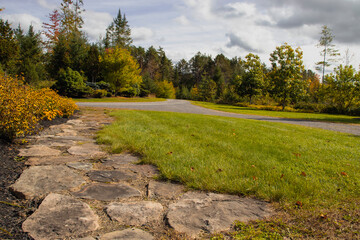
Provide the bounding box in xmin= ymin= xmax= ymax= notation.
xmin=2 ymin=0 xmax=360 ymax=72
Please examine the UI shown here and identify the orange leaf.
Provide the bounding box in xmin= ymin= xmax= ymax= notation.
xmin=301 ymin=172 xmax=307 ymax=177
xmin=341 ymin=172 xmax=348 ymax=177
xmin=251 ymin=165 xmax=255 ymax=168
xmin=191 ymin=167 xmax=195 ymax=172
xmin=296 ymin=201 xmax=303 ymax=208
xmin=216 ymin=168 xmax=223 ymax=172
xmin=252 ymin=176 xmax=258 ymax=181
xmin=280 ymin=174 xmax=285 ymax=179
xmin=167 ymin=152 xmax=173 ymax=155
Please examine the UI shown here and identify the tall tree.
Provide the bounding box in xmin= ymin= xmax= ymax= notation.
xmin=0 ymin=16 xmax=18 ymax=72
xmin=269 ymin=44 xmax=306 ymax=110
xmin=60 ymin=0 xmax=84 ymax=37
xmin=315 ymin=25 xmax=340 ymax=82
xmin=42 ymin=9 xmax=61 ymax=52
xmin=16 ymin=25 xmax=46 ymax=84
xmin=104 ymin=9 xmax=132 ymax=48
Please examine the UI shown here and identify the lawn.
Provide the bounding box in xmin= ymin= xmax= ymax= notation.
xmin=73 ymin=97 xmax=166 ymax=102
xmin=192 ymin=101 xmax=360 ymax=125
xmin=97 ymin=110 xmax=360 ymax=238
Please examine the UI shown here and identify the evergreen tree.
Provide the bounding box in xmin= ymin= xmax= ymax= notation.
xmin=104 ymin=9 xmax=132 ymax=48
xmin=0 ymin=17 xmax=18 ymax=72
xmin=16 ymin=25 xmax=46 ymax=84
xmin=60 ymin=0 xmax=84 ymax=37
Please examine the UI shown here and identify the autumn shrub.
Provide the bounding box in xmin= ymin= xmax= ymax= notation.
xmin=155 ymin=80 xmax=176 ymax=99
xmin=0 ymin=73 xmax=78 ymax=140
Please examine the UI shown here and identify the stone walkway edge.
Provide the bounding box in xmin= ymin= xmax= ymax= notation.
xmin=9 ymin=110 xmax=272 ymax=239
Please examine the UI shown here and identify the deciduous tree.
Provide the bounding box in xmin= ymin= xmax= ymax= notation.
xmin=269 ymin=44 xmax=306 ymax=110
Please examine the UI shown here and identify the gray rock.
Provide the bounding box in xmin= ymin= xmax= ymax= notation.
xmin=148 ymin=181 xmax=184 ymax=199
xmin=167 ymin=192 xmax=272 ymax=238
xmin=67 ymin=162 xmax=93 ymax=171
xmin=68 ymin=143 xmax=106 ymax=158
xmin=77 ymin=237 xmax=96 ymax=240
xmin=101 ymin=229 xmax=153 ymax=240
xmin=35 ymin=138 xmax=76 ymax=147
xmin=19 ymin=145 xmax=61 ymax=157
xmin=87 ymin=170 xmax=137 ymax=182
xmin=72 ymin=183 xmax=141 ymax=201
xmin=106 ymin=201 xmax=163 ymax=226
xmin=128 ymin=165 xmax=159 ymax=178
xmin=56 ymin=129 xmax=78 ymax=136
xmin=67 ymin=119 xmax=85 ymax=126
xmin=10 ymin=165 xmax=85 ymax=199
xmin=22 ymin=193 xmax=99 ymax=240
xmin=25 ymin=155 xmax=87 ymax=166
xmin=101 ymin=154 xmax=140 ymax=169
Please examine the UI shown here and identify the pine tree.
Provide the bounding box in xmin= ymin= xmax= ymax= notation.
xmin=104 ymin=9 xmax=132 ymax=48
xmin=60 ymin=0 xmax=84 ymax=37
xmin=0 ymin=17 xmax=18 ymax=71
xmin=315 ymin=25 xmax=340 ymax=82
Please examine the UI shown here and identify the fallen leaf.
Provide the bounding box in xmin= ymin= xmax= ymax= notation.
xmin=217 ymin=168 xmax=223 ymax=172
xmin=280 ymin=174 xmax=285 ymax=179
xmin=252 ymin=176 xmax=258 ymax=181
xmin=251 ymin=165 xmax=255 ymax=168
xmin=293 ymin=153 xmax=301 ymax=158
xmin=341 ymin=172 xmax=348 ymax=177
xmin=167 ymin=152 xmax=173 ymax=155
xmin=191 ymin=167 xmax=195 ymax=172
xmin=296 ymin=201 xmax=303 ymax=208
xmin=320 ymin=214 xmax=327 ymax=219
xmin=301 ymin=172 xmax=307 ymax=177
xmin=233 ymin=133 xmax=236 ymax=136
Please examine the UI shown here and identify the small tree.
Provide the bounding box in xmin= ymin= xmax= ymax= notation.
xmin=238 ymin=53 xmax=264 ymax=103
xmin=315 ymin=25 xmax=340 ymax=82
xmin=0 ymin=17 xmax=18 ymax=72
xmin=53 ymin=67 xmax=90 ymax=97
xmin=323 ymin=65 xmax=360 ymax=112
xmin=100 ymin=47 xmax=142 ymax=96
xmin=269 ymin=44 xmax=306 ymax=110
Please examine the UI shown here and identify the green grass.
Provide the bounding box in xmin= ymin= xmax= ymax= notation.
xmin=192 ymin=101 xmax=360 ymax=124
xmin=73 ymin=97 xmax=166 ymax=103
xmin=97 ymin=110 xmax=360 ymax=208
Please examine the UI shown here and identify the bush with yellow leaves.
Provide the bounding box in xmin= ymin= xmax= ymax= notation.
xmin=0 ymin=73 xmax=78 ymax=141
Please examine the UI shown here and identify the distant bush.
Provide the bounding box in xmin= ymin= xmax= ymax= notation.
xmin=0 ymin=73 xmax=78 ymax=141
xmin=155 ymin=80 xmax=175 ymax=99
xmin=53 ymin=68 xmax=91 ymax=97
xmin=92 ymin=89 xmax=108 ymax=98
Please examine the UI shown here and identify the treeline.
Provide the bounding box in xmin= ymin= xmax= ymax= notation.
xmin=1 ymin=1 xmax=359 ymax=115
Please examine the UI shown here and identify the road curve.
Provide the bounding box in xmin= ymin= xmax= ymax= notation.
xmin=77 ymin=99 xmax=360 ymax=136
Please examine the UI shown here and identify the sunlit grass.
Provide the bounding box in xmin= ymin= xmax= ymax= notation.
xmin=192 ymin=101 xmax=360 ymax=124
xmin=97 ymin=110 xmax=360 ymax=208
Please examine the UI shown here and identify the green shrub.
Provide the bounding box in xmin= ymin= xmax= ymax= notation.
xmin=53 ymin=67 xmax=91 ymax=97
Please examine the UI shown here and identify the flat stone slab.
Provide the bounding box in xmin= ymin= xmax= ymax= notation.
xmin=22 ymin=193 xmax=99 ymax=240
xmin=68 ymin=143 xmax=106 ymax=158
xmin=101 ymin=154 xmax=140 ymax=169
xmin=148 ymin=181 xmax=184 ymax=199
xmin=35 ymin=138 xmax=76 ymax=147
xmin=10 ymin=165 xmax=85 ymax=199
xmin=72 ymin=183 xmax=141 ymax=201
xmin=19 ymin=145 xmax=61 ymax=157
xmin=106 ymin=201 xmax=164 ymax=226
xmin=101 ymin=229 xmax=153 ymax=240
xmin=167 ymin=192 xmax=272 ymax=237
xmin=56 ymin=129 xmax=78 ymax=136
xmin=25 ymin=155 xmax=87 ymax=166
xmin=87 ymin=170 xmax=137 ymax=182
xmin=67 ymin=162 xmax=93 ymax=171
xmin=128 ymin=165 xmax=159 ymax=178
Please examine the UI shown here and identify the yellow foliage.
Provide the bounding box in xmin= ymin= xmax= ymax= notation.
xmin=0 ymin=73 xmax=78 ymax=140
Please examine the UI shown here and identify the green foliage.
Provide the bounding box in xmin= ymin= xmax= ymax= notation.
xmin=92 ymin=89 xmax=108 ymax=98
xmin=155 ymin=80 xmax=175 ymax=99
xmin=198 ymin=74 xmax=217 ymax=102
xmin=323 ymin=65 xmax=360 ymax=113
xmin=104 ymin=9 xmax=132 ymax=48
xmin=269 ymin=43 xmax=307 ymax=110
xmin=238 ymin=53 xmax=265 ymax=103
xmin=0 ymin=18 xmax=18 ymax=72
xmin=100 ymin=46 xmax=142 ymax=96
xmin=53 ymin=67 xmax=90 ymax=97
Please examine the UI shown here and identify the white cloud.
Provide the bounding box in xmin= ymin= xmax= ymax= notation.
xmin=175 ymin=15 xmax=190 ymax=26
xmin=36 ymin=0 xmax=57 ymax=10
xmin=82 ymin=10 xmax=113 ymax=41
xmin=132 ymin=27 xmax=155 ymax=42
xmin=3 ymin=14 xmax=43 ymax=32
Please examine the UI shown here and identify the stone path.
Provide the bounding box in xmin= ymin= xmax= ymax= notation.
xmin=10 ymin=109 xmax=272 ymax=239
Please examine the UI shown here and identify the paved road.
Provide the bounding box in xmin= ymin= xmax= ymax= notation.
xmin=77 ymin=99 xmax=360 ymax=136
